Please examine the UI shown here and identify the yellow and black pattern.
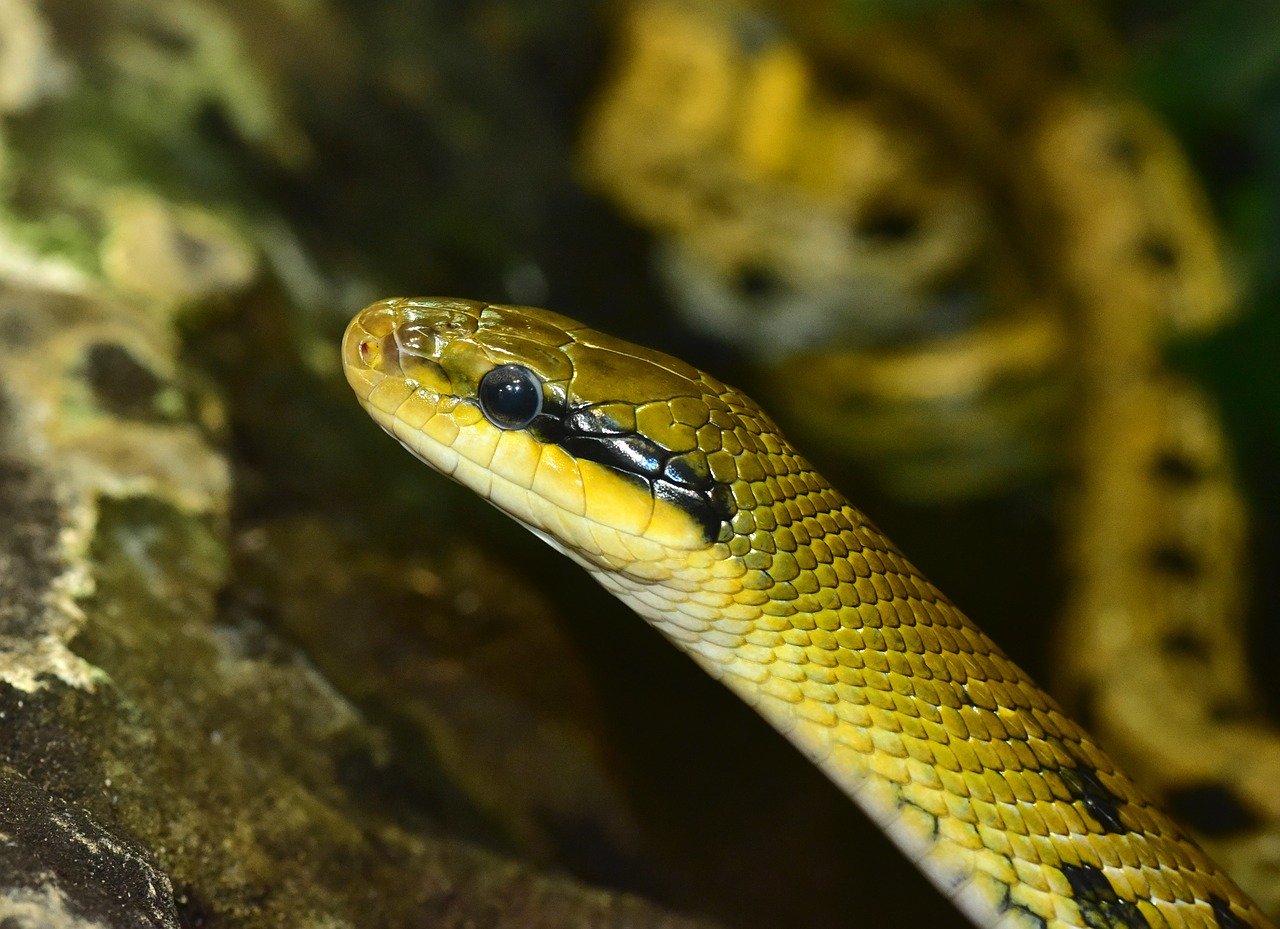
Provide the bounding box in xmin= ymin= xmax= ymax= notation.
xmin=342 ymin=297 xmax=1272 ymax=929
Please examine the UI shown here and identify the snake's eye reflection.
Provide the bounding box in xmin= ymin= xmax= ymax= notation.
xmin=478 ymin=364 xmax=544 ymax=429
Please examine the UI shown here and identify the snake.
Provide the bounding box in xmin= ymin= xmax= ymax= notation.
xmin=341 ymin=296 xmax=1273 ymax=929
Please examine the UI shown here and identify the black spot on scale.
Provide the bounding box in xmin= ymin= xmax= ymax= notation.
xmin=531 ymin=398 xmax=735 ymax=543
xmin=1166 ymin=782 xmax=1261 ymax=837
xmin=1209 ymin=895 xmax=1255 ymax=929
xmin=1058 ymin=767 xmax=1127 ymax=834
xmin=1060 ymin=864 xmax=1150 ymax=929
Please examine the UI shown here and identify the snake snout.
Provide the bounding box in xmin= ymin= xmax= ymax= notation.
xmin=344 ymin=298 xmax=479 ymax=395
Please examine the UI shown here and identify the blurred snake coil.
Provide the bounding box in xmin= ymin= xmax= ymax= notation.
xmin=343 ymin=296 xmax=1273 ymax=929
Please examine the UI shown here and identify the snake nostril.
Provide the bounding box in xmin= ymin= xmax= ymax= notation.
xmin=355 ymin=333 xmax=402 ymax=374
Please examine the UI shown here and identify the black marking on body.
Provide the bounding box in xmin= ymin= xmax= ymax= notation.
xmin=1008 ymin=907 xmax=1048 ymax=929
xmin=1210 ymin=699 xmax=1253 ymax=723
xmin=995 ymin=883 xmax=1047 ymax=929
xmin=530 ymin=398 xmax=735 ymax=542
xmin=1139 ymin=235 xmax=1179 ymax=270
xmin=1166 ymin=783 xmax=1260 ymax=837
xmin=1059 ymin=767 xmax=1127 ymax=834
xmin=1106 ymin=133 xmax=1143 ymax=170
xmin=899 ymin=796 xmax=942 ymax=843
xmin=1209 ymin=895 xmax=1254 ymax=929
xmin=1149 ymin=544 xmax=1200 ymax=579
xmin=1160 ymin=628 xmax=1212 ymax=660
xmin=1151 ymin=451 xmax=1206 ymax=485
xmin=1060 ymin=863 xmax=1150 ymax=929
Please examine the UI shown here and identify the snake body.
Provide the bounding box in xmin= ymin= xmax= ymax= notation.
xmin=342 ymin=297 xmax=1271 ymax=929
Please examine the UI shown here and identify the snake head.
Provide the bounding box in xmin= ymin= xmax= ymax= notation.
xmin=342 ymin=297 xmax=765 ymax=575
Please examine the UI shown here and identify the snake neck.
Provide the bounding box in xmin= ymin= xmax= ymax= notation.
xmin=584 ymin=492 xmax=979 ymax=802
xmin=584 ymin=493 xmax=1139 ymax=882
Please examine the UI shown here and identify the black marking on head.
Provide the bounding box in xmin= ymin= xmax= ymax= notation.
xmin=566 ymin=406 xmax=630 ymax=436
xmin=1060 ymin=863 xmax=1150 ymax=929
xmin=856 ymin=201 xmax=922 ymax=243
xmin=1209 ymin=896 xmax=1254 ymax=929
xmin=531 ymin=398 xmax=735 ymax=543
xmin=1166 ymin=783 xmax=1261 ymax=837
xmin=567 ymin=432 xmax=665 ymax=476
xmin=1059 ymin=767 xmax=1127 ymax=834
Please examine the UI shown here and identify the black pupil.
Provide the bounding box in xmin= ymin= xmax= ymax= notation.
xmin=479 ymin=364 xmax=542 ymax=429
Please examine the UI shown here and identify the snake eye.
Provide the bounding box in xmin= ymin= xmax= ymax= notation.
xmin=478 ymin=364 xmax=544 ymax=430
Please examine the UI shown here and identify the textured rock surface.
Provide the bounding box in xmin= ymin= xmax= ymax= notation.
xmin=0 ymin=2 xmax=713 ymax=925
xmin=0 ymin=769 xmax=179 ymax=929
xmin=0 ymin=270 xmax=710 ymax=929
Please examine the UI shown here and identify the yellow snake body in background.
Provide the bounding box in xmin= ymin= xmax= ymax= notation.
xmin=343 ymin=297 xmax=1271 ymax=929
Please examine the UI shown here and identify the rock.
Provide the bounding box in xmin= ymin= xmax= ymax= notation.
xmin=0 ymin=273 xmax=714 ymax=929
xmin=0 ymin=768 xmax=180 ymax=929
xmin=0 ymin=2 xmax=718 ymax=925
